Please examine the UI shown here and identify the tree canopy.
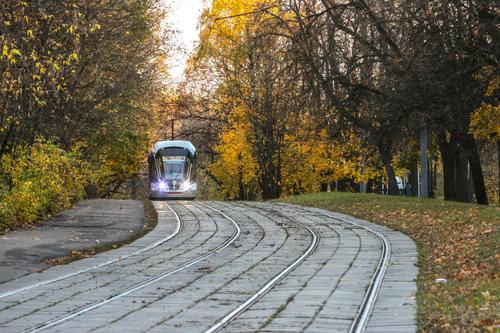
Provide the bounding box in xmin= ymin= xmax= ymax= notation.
xmin=179 ymin=0 xmax=498 ymax=204
xmin=1 ymin=0 xmax=173 ymax=227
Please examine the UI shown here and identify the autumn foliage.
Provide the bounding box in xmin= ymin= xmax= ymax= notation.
xmin=0 ymin=141 xmax=89 ymax=231
xmin=0 ymin=1 xmax=170 ymax=228
xmin=179 ymin=0 xmax=498 ymax=203
xmin=177 ymin=2 xmax=499 ymax=330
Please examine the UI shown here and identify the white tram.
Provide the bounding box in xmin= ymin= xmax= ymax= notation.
xmin=148 ymin=140 xmax=197 ymax=200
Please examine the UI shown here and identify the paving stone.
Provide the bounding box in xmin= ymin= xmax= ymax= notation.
xmin=0 ymin=201 xmax=417 ymax=332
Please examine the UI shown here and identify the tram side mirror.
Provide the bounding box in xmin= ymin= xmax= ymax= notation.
xmin=147 ymin=152 xmax=154 ymax=164
xmin=147 ymin=152 xmax=157 ymax=182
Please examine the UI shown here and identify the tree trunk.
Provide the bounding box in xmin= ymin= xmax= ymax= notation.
xmin=379 ymin=145 xmax=399 ymax=195
xmin=366 ymin=179 xmax=374 ymax=193
xmin=375 ymin=179 xmax=382 ymax=194
xmin=261 ymin=175 xmax=280 ymax=200
xmin=460 ymin=134 xmax=489 ymax=205
xmin=439 ymin=133 xmax=457 ymax=201
xmin=238 ymin=171 xmax=245 ymax=200
xmin=338 ymin=179 xmax=347 ymax=192
xmin=428 ymin=160 xmax=435 ymax=198
xmin=420 ymin=115 xmax=429 ymax=198
xmin=410 ymin=162 xmax=418 ymax=196
xmin=455 ymin=148 xmax=472 ymax=202
xmin=432 ymin=161 xmax=438 ymax=197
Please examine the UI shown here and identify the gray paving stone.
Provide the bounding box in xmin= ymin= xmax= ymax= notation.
xmin=0 ymin=201 xmax=417 ymax=332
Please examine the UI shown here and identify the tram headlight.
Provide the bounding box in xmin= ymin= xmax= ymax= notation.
xmin=180 ymin=181 xmax=196 ymax=191
xmin=158 ymin=181 xmax=167 ymax=191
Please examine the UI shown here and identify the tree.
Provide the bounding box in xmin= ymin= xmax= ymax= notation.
xmin=470 ymin=65 xmax=500 ymax=204
xmin=182 ymin=0 xmax=498 ymax=204
xmin=191 ymin=0 xmax=308 ymax=199
xmin=1 ymin=0 xmax=172 ymax=196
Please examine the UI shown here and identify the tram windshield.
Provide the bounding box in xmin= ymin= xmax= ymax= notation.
xmin=163 ymin=161 xmax=184 ymax=180
xmin=161 ymin=156 xmax=186 ymax=181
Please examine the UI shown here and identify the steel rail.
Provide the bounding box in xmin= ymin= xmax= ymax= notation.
xmin=345 ymin=219 xmax=390 ymax=333
xmin=204 ymin=204 xmax=319 ymax=333
xmin=204 ymin=202 xmax=390 ymax=333
xmin=290 ymin=205 xmax=391 ymax=333
xmin=0 ymin=202 xmax=182 ymax=300
xmin=22 ymin=202 xmax=241 ymax=333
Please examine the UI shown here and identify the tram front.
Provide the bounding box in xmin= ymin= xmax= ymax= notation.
xmin=148 ymin=140 xmax=197 ymax=200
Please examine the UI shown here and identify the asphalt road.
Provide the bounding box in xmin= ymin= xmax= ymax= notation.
xmin=0 ymin=200 xmax=145 ymax=284
xmin=0 ymin=201 xmax=417 ymax=333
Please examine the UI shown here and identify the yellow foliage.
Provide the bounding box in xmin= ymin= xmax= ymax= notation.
xmin=210 ymin=107 xmax=259 ymax=199
xmin=199 ymin=0 xmax=277 ymax=63
xmin=470 ymin=103 xmax=500 ymax=141
xmin=210 ymin=111 xmax=377 ymax=198
xmin=0 ymin=142 xmax=90 ymax=228
xmin=198 ymin=0 xmax=381 ymax=199
xmin=471 ymin=66 xmax=499 ymax=142
xmin=279 ymin=129 xmax=379 ymax=196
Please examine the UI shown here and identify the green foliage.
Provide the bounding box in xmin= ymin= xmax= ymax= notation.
xmin=86 ymin=126 xmax=152 ymax=197
xmin=0 ymin=142 xmax=89 ymax=230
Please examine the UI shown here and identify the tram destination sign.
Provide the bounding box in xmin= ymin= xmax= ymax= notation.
xmin=162 ymin=156 xmax=186 ymax=162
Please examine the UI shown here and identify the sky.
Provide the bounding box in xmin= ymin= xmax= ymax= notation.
xmin=164 ymin=0 xmax=207 ymax=84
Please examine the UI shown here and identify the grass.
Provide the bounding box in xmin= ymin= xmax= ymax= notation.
xmin=279 ymin=192 xmax=499 ymax=333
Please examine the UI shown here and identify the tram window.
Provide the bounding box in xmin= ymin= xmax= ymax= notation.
xmin=186 ymin=161 xmax=193 ymax=180
xmin=184 ymin=159 xmax=194 ymax=180
xmin=163 ymin=161 xmax=184 ymax=180
xmin=156 ymin=155 xmax=164 ymax=175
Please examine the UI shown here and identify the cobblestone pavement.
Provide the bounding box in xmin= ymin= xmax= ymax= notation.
xmin=0 ymin=201 xmax=417 ymax=333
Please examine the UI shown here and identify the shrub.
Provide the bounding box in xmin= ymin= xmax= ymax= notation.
xmin=0 ymin=142 xmax=90 ymax=230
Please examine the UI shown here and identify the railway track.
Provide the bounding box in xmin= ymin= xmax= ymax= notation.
xmin=279 ymin=203 xmax=391 ymax=333
xmin=0 ymin=201 xmax=415 ymax=333
xmin=21 ymin=202 xmax=241 ymax=333
xmin=0 ymin=203 xmax=220 ymax=323
xmin=0 ymin=203 xmax=182 ymax=300
xmin=202 ymin=202 xmax=390 ymax=333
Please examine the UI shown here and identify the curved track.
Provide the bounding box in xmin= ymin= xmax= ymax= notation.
xmin=205 ymin=206 xmax=320 ymax=333
xmin=0 ymin=203 xmax=182 ymax=300
xmin=0 ymin=201 xmax=416 ymax=333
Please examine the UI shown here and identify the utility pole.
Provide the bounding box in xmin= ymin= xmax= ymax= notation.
xmin=359 ymin=129 xmax=367 ymax=193
xmin=160 ymin=100 xmax=179 ymax=141
xmin=420 ymin=115 xmax=428 ymax=198
xmin=170 ymin=105 xmax=176 ymax=140
xmin=171 ymin=117 xmax=174 ymax=140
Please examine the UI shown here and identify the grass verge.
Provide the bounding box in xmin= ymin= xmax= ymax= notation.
xmin=43 ymin=199 xmax=158 ymax=265
xmin=279 ymin=192 xmax=499 ymax=332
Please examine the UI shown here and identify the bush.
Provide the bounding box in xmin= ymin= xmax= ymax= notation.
xmin=0 ymin=142 xmax=90 ymax=230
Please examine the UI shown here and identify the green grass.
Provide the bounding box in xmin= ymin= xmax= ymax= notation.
xmin=278 ymin=192 xmax=499 ymax=332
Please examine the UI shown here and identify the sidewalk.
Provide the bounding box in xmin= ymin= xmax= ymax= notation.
xmin=0 ymin=199 xmax=145 ymax=284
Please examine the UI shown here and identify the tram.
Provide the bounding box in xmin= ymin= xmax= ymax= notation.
xmin=148 ymin=140 xmax=197 ymax=200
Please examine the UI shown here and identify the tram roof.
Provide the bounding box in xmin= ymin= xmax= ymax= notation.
xmin=153 ymin=140 xmax=196 ymax=155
